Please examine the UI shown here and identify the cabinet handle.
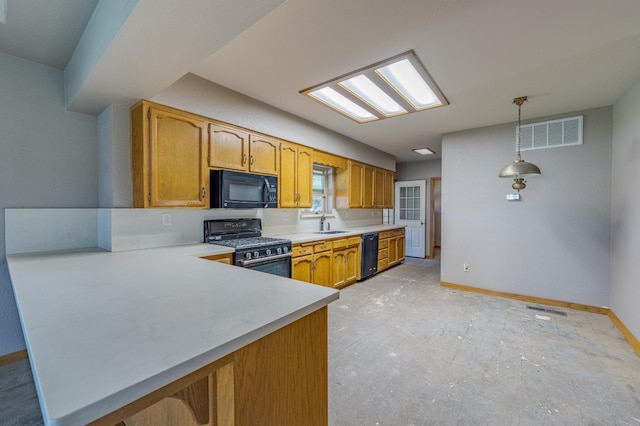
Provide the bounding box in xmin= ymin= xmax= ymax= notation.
xmin=250 ymin=155 xmax=254 ymax=166
xmin=312 ymin=260 xmax=316 ymax=270
xmin=201 ymin=187 xmax=206 ymax=199
xmin=243 ymin=154 xmax=247 ymax=165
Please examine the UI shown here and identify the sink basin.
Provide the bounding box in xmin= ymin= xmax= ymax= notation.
xmin=313 ymin=230 xmax=349 ymax=234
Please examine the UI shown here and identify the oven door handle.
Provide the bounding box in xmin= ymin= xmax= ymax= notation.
xmin=263 ymin=178 xmax=270 ymax=207
xmin=238 ymin=252 xmax=292 ymax=266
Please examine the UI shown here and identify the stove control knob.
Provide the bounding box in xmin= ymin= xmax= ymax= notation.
xmin=253 ymin=251 xmax=260 ymax=258
xmin=276 ymin=247 xmax=282 ymax=254
xmin=283 ymin=246 xmax=289 ymax=253
xmin=245 ymin=252 xmax=252 ymax=259
xmin=266 ymin=249 xmax=272 ymax=256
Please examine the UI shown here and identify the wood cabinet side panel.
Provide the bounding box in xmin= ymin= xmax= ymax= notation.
xmin=233 ymin=308 xmax=328 ymax=426
xmin=130 ymin=102 xmax=148 ymax=207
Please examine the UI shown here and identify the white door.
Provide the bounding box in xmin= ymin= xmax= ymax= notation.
xmin=395 ymin=180 xmax=426 ymax=258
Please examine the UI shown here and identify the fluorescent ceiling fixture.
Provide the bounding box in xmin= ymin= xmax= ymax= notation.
xmin=377 ymin=59 xmax=441 ymax=109
xmin=301 ymin=51 xmax=447 ymax=123
xmin=0 ymin=0 xmax=6 ymax=25
xmin=309 ymin=87 xmax=378 ymax=122
xmin=340 ymin=75 xmax=406 ymax=116
xmin=412 ymin=147 xmax=435 ymax=156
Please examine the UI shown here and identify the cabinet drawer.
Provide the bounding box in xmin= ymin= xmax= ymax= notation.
xmin=331 ymin=238 xmax=347 ymax=250
xmin=378 ymin=248 xmax=388 ymax=260
xmin=392 ymin=228 xmax=405 ymax=237
xmin=378 ymin=239 xmax=389 ymax=250
xmin=347 ymin=236 xmax=361 ymax=247
xmin=292 ymin=245 xmax=313 ymax=257
xmin=314 ymin=242 xmax=332 ymax=253
xmin=379 ymin=231 xmax=392 ymax=239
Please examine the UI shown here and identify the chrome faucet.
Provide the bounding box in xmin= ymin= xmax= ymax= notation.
xmin=320 ymin=214 xmax=327 ymax=231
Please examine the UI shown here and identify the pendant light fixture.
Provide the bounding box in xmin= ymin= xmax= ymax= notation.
xmin=499 ymin=96 xmax=541 ymax=191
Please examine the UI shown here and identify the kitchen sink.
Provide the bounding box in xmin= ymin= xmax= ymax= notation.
xmin=313 ymin=230 xmax=349 ymax=234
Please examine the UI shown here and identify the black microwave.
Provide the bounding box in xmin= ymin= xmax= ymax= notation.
xmin=210 ymin=170 xmax=278 ymax=208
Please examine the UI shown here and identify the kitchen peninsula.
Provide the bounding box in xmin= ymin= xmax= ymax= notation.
xmin=8 ymin=244 xmax=338 ymax=425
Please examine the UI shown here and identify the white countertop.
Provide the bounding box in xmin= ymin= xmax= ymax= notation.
xmin=266 ymin=223 xmax=405 ymax=244
xmin=7 ymin=244 xmax=339 ymax=425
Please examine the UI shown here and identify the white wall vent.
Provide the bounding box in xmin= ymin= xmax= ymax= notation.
xmin=517 ymin=115 xmax=583 ymax=151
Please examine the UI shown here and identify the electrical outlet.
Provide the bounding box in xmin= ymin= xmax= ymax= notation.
xmin=463 ymin=263 xmax=469 ymax=272
xmin=162 ymin=213 xmax=172 ymax=227
xmin=282 ymin=211 xmax=289 ymax=221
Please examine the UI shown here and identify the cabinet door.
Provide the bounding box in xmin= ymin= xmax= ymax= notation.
xmin=279 ymin=142 xmax=298 ymax=208
xmin=344 ymin=246 xmax=359 ymax=285
xmin=349 ymin=161 xmax=364 ymax=208
xmin=313 ymin=252 xmax=332 ymax=287
xmin=149 ymin=107 xmax=207 ymax=207
xmin=332 ymin=249 xmax=347 ymax=288
xmin=292 ymin=255 xmax=313 ymax=283
xmin=397 ymin=235 xmax=406 ymax=261
xmin=383 ymin=170 xmax=394 ymax=208
xmin=363 ymin=165 xmax=375 ymax=208
xmin=209 ymin=123 xmax=249 ymax=171
xmin=296 ymin=146 xmax=313 ymax=208
xmin=388 ymin=237 xmax=398 ymax=266
xmin=249 ymin=134 xmax=280 ymax=175
xmin=374 ymin=168 xmax=385 ymax=208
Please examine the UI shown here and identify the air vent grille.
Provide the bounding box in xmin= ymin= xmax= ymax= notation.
xmin=518 ymin=115 xmax=583 ymax=151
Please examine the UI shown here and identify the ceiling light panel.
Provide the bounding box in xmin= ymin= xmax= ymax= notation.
xmin=301 ymin=50 xmax=448 ymax=123
xmin=377 ymin=59 xmax=442 ymax=110
xmin=309 ymin=87 xmax=378 ymax=122
xmin=339 ymin=75 xmax=407 ymax=117
xmin=412 ymin=147 xmax=435 ymax=155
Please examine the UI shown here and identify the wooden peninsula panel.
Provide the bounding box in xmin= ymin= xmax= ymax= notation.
xmin=91 ymin=307 xmax=328 ymax=426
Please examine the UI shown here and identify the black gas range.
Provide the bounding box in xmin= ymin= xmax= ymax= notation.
xmin=204 ymin=218 xmax=292 ymax=278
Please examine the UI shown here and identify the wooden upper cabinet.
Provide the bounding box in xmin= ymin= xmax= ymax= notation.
xmin=374 ymin=168 xmax=385 ymax=208
xmin=131 ymin=101 xmax=208 ymax=208
xmin=279 ymin=141 xmax=312 ymax=208
xmin=296 ymin=146 xmax=313 ymax=208
xmin=363 ymin=165 xmax=375 ymax=208
xmin=348 ymin=161 xmax=364 ymax=208
xmin=209 ymin=124 xmax=279 ymax=175
xmin=209 ymin=123 xmax=249 ymax=171
xmin=249 ymin=134 xmax=279 ymax=175
xmin=383 ymin=170 xmax=394 ymax=208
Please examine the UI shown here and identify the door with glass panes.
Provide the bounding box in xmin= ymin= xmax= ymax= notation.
xmin=394 ymin=180 xmax=426 ymax=258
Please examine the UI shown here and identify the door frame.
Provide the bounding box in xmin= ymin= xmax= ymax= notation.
xmin=394 ymin=180 xmax=426 ymax=258
xmin=428 ymin=177 xmax=441 ymax=259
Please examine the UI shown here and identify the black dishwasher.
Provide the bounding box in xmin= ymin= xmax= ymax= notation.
xmin=360 ymin=232 xmax=379 ymax=280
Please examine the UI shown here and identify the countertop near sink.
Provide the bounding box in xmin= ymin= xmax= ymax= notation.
xmin=265 ymin=223 xmax=406 ymax=245
xmin=7 ymin=244 xmax=338 ymax=425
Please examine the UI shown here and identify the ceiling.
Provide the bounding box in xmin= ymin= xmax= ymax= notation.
xmin=2 ymin=0 xmax=640 ymax=163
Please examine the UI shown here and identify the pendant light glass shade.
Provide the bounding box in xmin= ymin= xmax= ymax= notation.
xmin=499 ymin=96 xmax=541 ymax=191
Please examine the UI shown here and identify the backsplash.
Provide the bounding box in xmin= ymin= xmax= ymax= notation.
xmin=5 ymin=208 xmax=383 ymax=254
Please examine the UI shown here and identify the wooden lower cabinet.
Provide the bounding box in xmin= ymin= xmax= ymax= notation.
xmin=313 ymin=251 xmax=332 ymax=287
xmin=292 ymin=254 xmax=313 ymax=282
xmin=92 ymin=308 xmax=329 ymax=426
xmin=378 ymin=228 xmax=406 ymax=273
xmin=331 ymin=237 xmax=360 ymax=289
xmin=293 ymin=237 xmax=360 ymax=289
xmin=201 ymin=253 xmax=233 ymax=264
